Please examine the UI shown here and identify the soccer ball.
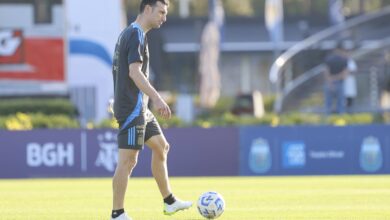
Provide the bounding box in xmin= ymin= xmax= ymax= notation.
xmin=197 ymin=191 xmax=225 ymax=219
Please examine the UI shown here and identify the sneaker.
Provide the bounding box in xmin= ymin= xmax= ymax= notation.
xmin=163 ymin=199 xmax=193 ymax=215
xmin=110 ymin=212 xmax=132 ymax=220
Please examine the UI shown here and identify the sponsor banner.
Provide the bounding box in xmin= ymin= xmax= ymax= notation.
xmin=86 ymin=130 xmax=118 ymax=176
xmin=0 ymin=127 xmax=239 ymax=178
xmin=0 ymin=1 xmax=65 ymax=82
xmin=346 ymin=125 xmax=389 ymax=174
xmin=163 ymin=127 xmax=239 ymax=176
xmin=0 ymin=36 xmax=64 ymax=81
xmin=239 ymin=125 xmax=390 ymax=175
xmin=0 ymin=130 xmax=81 ymax=178
xmin=0 ymin=29 xmax=23 ymax=64
xmin=0 ymin=125 xmax=388 ymax=178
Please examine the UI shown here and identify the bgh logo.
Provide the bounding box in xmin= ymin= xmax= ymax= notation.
xmin=26 ymin=142 xmax=74 ymax=167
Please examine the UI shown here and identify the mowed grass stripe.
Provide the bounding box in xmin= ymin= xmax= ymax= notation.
xmin=0 ymin=176 xmax=389 ymax=220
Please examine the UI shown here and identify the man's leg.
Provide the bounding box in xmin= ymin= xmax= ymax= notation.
xmin=145 ymin=134 xmax=192 ymax=215
xmin=324 ymin=84 xmax=333 ymax=114
xmin=145 ymin=134 xmax=171 ymax=198
xmin=336 ymin=80 xmax=345 ymax=114
xmin=112 ymin=149 xmax=139 ymax=210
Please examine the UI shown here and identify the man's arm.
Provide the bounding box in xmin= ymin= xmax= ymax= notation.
xmin=129 ymin=62 xmax=171 ymax=119
xmin=324 ymin=66 xmax=348 ymax=82
xmin=334 ymin=68 xmax=349 ymax=81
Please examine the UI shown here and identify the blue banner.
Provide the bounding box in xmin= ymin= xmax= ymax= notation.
xmin=0 ymin=128 xmax=239 ymax=178
xmin=239 ymin=125 xmax=390 ymax=175
xmin=1 ymin=125 xmax=389 ymax=178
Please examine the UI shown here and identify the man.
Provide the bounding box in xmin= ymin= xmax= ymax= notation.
xmin=110 ymin=1 xmax=192 ymax=219
xmin=344 ymin=52 xmax=358 ymax=111
xmin=323 ymin=42 xmax=349 ymax=114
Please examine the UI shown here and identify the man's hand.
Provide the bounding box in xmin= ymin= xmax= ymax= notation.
xmin=129 ymin=63 xmax=172 ymax=119
xmin=152 ymin=96 xmax=171 ymax=119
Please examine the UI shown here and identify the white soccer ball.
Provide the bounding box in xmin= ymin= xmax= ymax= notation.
xmin=197 ymin=191 xmax=225 ymax=219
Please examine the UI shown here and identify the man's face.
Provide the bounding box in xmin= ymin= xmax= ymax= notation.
xmin=147 ymin=2 xmax=168 ymax=29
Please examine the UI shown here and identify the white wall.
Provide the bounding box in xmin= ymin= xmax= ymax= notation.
xmin=0 ymin=4 xmax=63 ymax=37
xmin=66 ymin=0 xmax=122 ymax=122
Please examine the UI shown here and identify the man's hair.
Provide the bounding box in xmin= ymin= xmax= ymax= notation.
xmin=140 ymin=0 xmax=169 ymax=13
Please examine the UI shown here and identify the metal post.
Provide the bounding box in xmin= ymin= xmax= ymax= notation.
xmin=370 ymin=66 xmax=379 ymax=110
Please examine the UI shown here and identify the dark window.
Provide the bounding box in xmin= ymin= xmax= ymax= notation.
xmin=34 ymin=0 xmax=52 ymax=24
xmin=0 ymin=0 xmax=61 ymax=4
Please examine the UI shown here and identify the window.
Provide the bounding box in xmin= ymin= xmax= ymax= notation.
xmin=34 ymin=0 xmax=52 ymax=24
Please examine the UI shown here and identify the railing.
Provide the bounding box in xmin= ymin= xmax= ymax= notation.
xmin=281 ymin=38 xmax=390 ymax=113
xmin=269 ymin=6 xmax=390 ymax=113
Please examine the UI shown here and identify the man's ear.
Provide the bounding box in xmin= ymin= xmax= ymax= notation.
xmin=144 ymin=4 xmax=152 ymax=14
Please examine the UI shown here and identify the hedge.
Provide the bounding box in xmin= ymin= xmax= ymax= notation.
xmin=0 ymin=113 xmax=79 ymax=130
xmin=0 ymin=111 xmax=384 ymax=130
xmin=0 ymin=98 xmax=78 ymax=116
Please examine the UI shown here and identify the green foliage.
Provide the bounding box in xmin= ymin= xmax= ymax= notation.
xmin=325 ymin=113 xmax=375 ymax=126
xmin=223 ymin=0 xmax=255 ymax=16
xmin=0 ymin=117 xmax=5 ymax=129
xmin=300 ymin=92 xmax=323 ymax=109
xmin=3 ymin=113 xmax=33 ymax=130
xmin=0 ymin=113 xmax=79 ymax=130
xmin=188 ymin=94 xmax=379 ymax=128
xmin=155 ymin=114 xmax=186 ymax=128
xmin=0 ymin=111 xmax=383 ymax=130
xmin=383 ymin=112 xmax=390 ymax=123
xmin=96 ymin=117 xmax=119 ymax=129
xmin=193 ymin=112 xmax=379 ymax=128
xmin=0 ymin=98 xmax=78 ymax=116
xmin=29 ymin=114 xmax=79 ymax=129
xmin=212 ymin=96 xmax=236 ymax=115
xmin=263 ymin=95 xmax=276 ymax=113
xmin=278 ymin=113 xmax=322 ymax=125
xmin=0 ymin=96 xmax=384 ymax=130
xmin=0 ymin=98 xmax=79 ymax=129
xmin=195 ymin=113 xmax=269 ymax=128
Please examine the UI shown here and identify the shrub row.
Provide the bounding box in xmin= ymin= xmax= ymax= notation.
xmin=0 ymin=111 xmax=383 ymax=130
xmin=0 ymin=94 xmax=385 ymax=130
xmin=191 ymin=112 xmax=378 ymax=128
xmin=0 ymin=113 xmax=79 ymax=130
xmin=0 ymin=98 xmax=78 ymax=116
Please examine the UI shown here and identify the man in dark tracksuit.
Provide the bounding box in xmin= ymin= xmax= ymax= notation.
xmin=110 ymin=1 xmax=192 ymax=219
xmin=324 ymin=44 xmax=349 ymax=114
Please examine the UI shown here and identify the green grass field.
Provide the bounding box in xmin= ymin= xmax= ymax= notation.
xmin=0 ymin=176 xmax=390 ymax=220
